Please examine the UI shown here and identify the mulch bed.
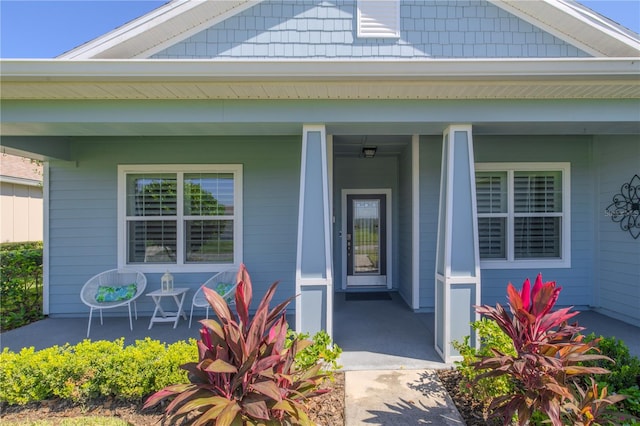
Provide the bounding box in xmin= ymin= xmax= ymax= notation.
xmin=0 ymin=373 xmax=345 ymax=426
xmin=1 ymin=370 xmax=508 ymax=425
xmin=437 ymin=368 xmax=502 ymax=426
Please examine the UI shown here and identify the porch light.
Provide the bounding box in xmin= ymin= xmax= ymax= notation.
xmin=161 ymin=270 xmax=174 ymax=292
xmin=362 ymin=146 xmax=377 ymax=158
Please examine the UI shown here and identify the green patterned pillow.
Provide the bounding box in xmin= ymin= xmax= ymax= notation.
xmin=215 ymin=283 xmax=234 ymax=298
xmin=96 ymin=283 xmax=137 ymax=302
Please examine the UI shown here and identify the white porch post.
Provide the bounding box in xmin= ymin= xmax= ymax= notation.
xmin=434 ymin=124 xmax=481 ymax=363
xmin=295 ymin=124 xmax=333 ymax=337
xmin=412 ymin=134 xmax=420 ymax=310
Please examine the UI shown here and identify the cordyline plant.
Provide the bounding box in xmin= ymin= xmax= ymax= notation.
xmin=473 ymin=274 xmax=619 ymax=426
xmin=565 ymin=378 xmax=627 ymax=426
xmin=144 ymin=264 xmax=330 ymax=425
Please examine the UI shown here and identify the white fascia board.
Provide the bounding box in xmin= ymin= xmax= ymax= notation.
xmin=60 ymin=0 xmax=197 ymax=59
xmin=0 ymin=175 xmax=42 ymax=186
xmin=489 ymin=0 xmax=640 ymax=58
xmin=60 ymin=0 xmax=261 ymax=59
xmin=2 ymin=58 xmax=639 ymax=81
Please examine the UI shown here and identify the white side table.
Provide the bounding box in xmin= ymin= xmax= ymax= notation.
xmin=146 ymin=288 xmax=189 ymax=329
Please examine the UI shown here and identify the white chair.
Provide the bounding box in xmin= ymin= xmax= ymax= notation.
xmin=189 ymin=268 xmax=238 ymax=328
xmin=80 ymin=268 xmax=147 ymax=337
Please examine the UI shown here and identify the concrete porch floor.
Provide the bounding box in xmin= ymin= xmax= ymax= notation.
xmin=1 ymin=294 xmax=638 ymax=367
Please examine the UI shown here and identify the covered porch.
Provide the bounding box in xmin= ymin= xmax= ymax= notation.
xmin=1 ymin=302 xmax=638 ymax=369
xmin=2 ymin=58 xmax=638 ymax=365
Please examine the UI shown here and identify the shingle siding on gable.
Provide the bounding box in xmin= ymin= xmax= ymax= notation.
xmin=151 ymin=0 xmax=590 ymax=59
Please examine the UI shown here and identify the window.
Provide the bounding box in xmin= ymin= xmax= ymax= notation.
xmin=475 ymin=163 xmax=570 ymax=269
xmin=357 ymin=0 xmax=400 ymax=38
xmin=118 ymin=165 xmax=242 ymax=272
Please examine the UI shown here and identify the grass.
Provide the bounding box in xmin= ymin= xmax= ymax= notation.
xmin=1 ymin=418 xmax=129 ymax=426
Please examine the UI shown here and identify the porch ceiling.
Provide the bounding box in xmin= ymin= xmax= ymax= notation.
xmin=2 ymin=78 xmax=639 ymax=101
xmin=1 ymin=59 xmax=638 ymax=156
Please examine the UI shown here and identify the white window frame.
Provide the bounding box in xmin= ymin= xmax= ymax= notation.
xmin=117 ymin=164 xmax=243 ymax=273
xmin=475 ymin=162 xmax=571 ymax=269
xmin=357 ymin=0 xmax=400 ymax=39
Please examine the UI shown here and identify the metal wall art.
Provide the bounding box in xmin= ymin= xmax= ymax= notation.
xmin=605 ymin=174 xmax=640 ymax=239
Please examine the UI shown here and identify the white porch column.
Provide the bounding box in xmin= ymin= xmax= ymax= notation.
xmin=434 ymin=125 xmax=481 ymax=363
xmin=295 ymin=125 xmax=333 ymax=337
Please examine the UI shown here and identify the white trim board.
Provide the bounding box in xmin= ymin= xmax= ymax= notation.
xmin=116 ymin=164 xmax=243 ymax=273
xmin=341 ymin=188 xmax=393 ymax=291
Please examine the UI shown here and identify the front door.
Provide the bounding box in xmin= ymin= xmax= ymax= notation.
xmin=345 ymin=192 xmax=389 ymax=288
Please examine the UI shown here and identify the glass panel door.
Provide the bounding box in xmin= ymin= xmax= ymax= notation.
xmin=346 ymin=193 xmax=387 ymax=287
xmin=353 ymin=199 xmax=380 ymax=274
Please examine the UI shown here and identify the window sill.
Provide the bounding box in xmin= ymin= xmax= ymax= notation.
xmin=480 ymin=259 xmax=571 ymax=270
xmin=119 ymin=264 xmax=239 ymax=274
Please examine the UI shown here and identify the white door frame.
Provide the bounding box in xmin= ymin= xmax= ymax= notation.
xmin=341 ymin=188 xmax=392 ymax=290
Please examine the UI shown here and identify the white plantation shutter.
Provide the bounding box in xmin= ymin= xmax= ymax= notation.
xmin=357 ymin=0 xmax=400 ymax=38
xmin=514 ymin=172 xmax=562 ymax=214
xmin=478 ymin=217 xmax=506 ymax=259
xmin=475 ymin=165 xmax=568 ymax=265
xmin=513 ymin=171 xmax=562 ymax=259
xmin=121 ymin=166 xmax=241 ymax=269
xmin=514 ymin=217 xmax=561 ymax=258
xmin=126 ymin=174 xmax=178 ymax=263
xmin=476 ymin=172 xmax=507 ymax=259
xmin=184 ymin=173 xmax=235 ymax=263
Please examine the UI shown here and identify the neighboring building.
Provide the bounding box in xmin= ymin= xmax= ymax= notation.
xmin=0 ymin=154 xmax=43 ymax=243
xmin=1 ymin=0 xmax=638 ymax=362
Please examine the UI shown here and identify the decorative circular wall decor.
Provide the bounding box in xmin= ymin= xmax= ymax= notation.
xmin=605 ymin=174 xmax=640 ymax=239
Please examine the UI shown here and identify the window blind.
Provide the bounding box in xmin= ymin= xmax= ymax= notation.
xmin=476 ymin=172 xmax=507 ymax=258
xmin=514 ymin=172 xmax=562 ymax=213
xmin=125 ymin=171 xmax=235 ymax=265
xmin=476 ymin=167 xmax=565 ymax=262
xmin=515 ymin=217 xmax=561 ymax=258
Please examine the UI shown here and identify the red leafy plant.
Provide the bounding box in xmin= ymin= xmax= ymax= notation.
xmin=474 ymin=274 xmax=619 ymax=426
xmin=144 ymin=264 xmax=330 ymax=425
xmin=565 ymin=378 xmax=627 ymax=426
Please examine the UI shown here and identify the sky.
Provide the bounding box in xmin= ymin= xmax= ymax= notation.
xmin=1 ymin=0 xmax=639 ymax=58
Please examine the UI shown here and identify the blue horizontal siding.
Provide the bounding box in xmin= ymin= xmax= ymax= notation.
xmin=152 ymin=0 xmax=589 ymax=59
xmin=594 ymin=136 xmax=640 ymax=326
xmin=418 ymin=135 xmax=597 ymax=311
xmin=474 ymin=136 xmax=594 ymax=308
xmin=418 ymin=136 xmax=443 ymax=310
xmin=47 ymin=136 xmax=301 ymax=316
xmin=398 ymin=143 xmax=414 ymax=304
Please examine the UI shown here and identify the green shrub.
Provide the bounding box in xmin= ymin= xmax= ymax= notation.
xmin=286 ymin=329 xmax=343 ymax=376
xmin=583 ymin=333 xmax=640 ymax=392
xmin=618 ymin=385 xmax=640 ymax=417
xmin=0 ymin=346 xmax=58 ymax=404
xmin=580 ymin=334 xmax=640 ymax=420
xmin=0 ymin=241 xmax=43 ymax=331
xmin=150 ymin=338 xmax=197 ymax=390
xmin=0 ymin=241 xmax=43 ymax=252
xmin=0 ymin=338 xmax=197 ymax=405
xmin=452 ymin=318 xmax=516 ymax=401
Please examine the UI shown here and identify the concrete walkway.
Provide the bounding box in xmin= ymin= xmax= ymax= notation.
xmin=344 ymin=370 xmax=464 ymax=425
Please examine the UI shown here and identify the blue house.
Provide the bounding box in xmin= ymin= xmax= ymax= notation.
xmin=1 ymin=0 xmax=638 ymax=362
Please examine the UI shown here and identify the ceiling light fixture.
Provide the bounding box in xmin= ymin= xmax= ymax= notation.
xmin=362 ymin=146 xmax=377 ymax=158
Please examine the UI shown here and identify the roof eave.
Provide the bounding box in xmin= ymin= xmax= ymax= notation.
xmin=2 ymin=59 xmax=638 ymax=101
xmin=3 ymin=58 xmax=639 ymax=81
xmin=488 ymin=0 xmax=640 ymax=57
xmin=59 ymin=0 xmax=261 ymax=59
